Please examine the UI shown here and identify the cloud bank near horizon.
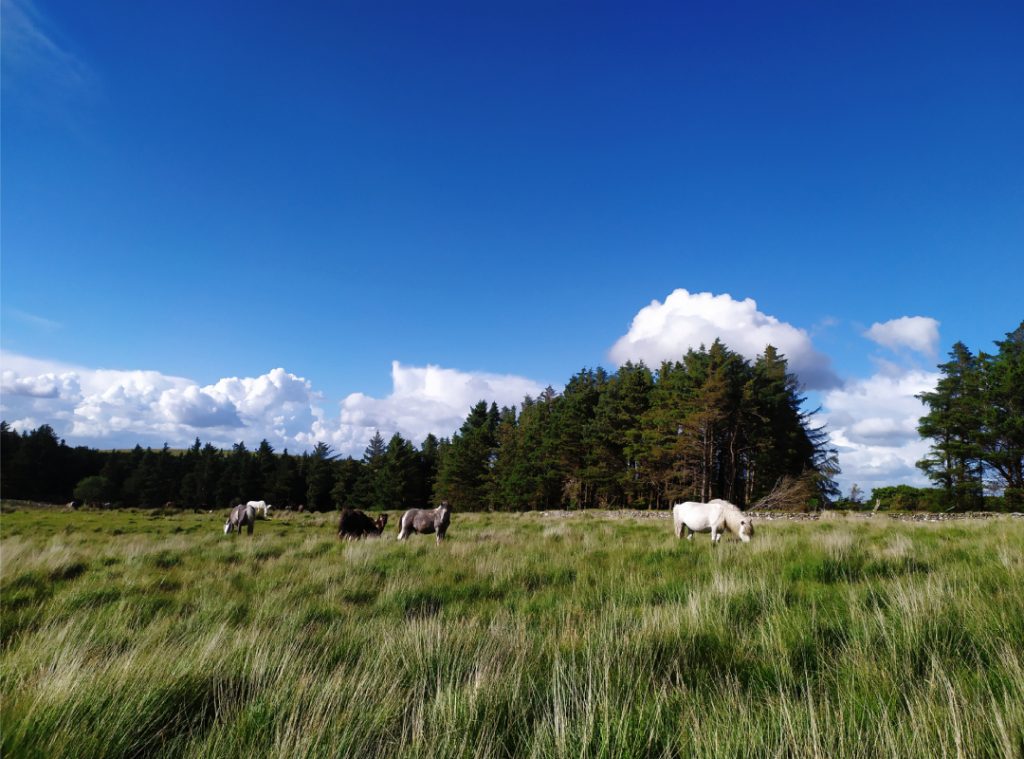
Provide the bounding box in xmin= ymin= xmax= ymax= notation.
xmin=609 ymin=289 xmax=841 ymax=390
xmin=0 ymin=353 xmax=545 ymax=456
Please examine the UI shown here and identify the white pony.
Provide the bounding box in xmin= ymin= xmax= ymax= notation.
xmin=672 ymin=498 xmax=754 ymax=543
xmin=246 ymin=500 xmax=273 ymax=519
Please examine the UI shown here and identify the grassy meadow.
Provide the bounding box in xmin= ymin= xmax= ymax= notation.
xmin=2 ymin=505 xmax=1023 ymax=758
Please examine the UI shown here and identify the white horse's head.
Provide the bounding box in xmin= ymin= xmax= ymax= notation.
xmin=716 ymin=501 xmax=754 ymax=542
xmin=736 ymin=516 xmax=754 ymax=542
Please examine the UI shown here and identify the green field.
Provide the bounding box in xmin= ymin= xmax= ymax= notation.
xmin=2 ymin=506 xmax=1022 ymax=758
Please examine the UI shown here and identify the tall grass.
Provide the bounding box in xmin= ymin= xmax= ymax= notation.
xmin=2 ymin=507 xmax=1022 ymax=758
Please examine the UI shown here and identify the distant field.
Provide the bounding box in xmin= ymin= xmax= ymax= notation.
xmin=2 ymin=507 xmax=1022 ymax=758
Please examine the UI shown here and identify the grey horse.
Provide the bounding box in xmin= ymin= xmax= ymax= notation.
xmin=224 ymin=503 xmax=256 ymax=535
xmin=397 ymin=501 xmax=451 ymax=544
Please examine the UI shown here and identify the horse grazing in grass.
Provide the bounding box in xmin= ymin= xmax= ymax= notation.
xmin=672 ymin=498 xmax=753 ymax=543
xmin=246 ymin=500 xmax=273 ymax=519
xmin=338 ymin=509 xmax=388 ymax=539
xmin=397 ymin=501 xmax=451 ymax=544
xmin=224 ymin=503 xmax=256 ymax=535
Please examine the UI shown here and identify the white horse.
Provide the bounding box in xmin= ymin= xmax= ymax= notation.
xmin=246 ymin=500 xmax=272 ymax=519
xmin=672 ymin=498 xmax=754 ymax=543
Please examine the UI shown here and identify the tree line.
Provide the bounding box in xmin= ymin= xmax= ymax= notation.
xmin=0 ymin=425 xmax=440 ymax=513
xmin=916 ymin=321 xmax=1024 ymax=509
xmin=1 ymin=340 xmax=838 ymax=511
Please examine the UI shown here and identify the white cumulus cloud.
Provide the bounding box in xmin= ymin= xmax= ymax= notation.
xmin=609 ymin=289 xmax=840 ymax=389
xmin=330 ymin=361 xmax=544 ymax=449
xmin=1 ymin=369 xmax=79 ymax=399
xmin=157 ymin=386 xmax=243 ymax=429
xmin=865 ymin=316 xmax=940 ymax=356
xmin=820 ymin=367 xmax=939 ymax=494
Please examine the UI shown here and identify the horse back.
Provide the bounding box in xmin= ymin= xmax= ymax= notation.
xmin=673 ymin=501 xmax=725 ymax=530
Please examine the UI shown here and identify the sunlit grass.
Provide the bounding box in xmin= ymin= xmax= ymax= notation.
xmin=2 ymin=507 xmax=1022 ymax=757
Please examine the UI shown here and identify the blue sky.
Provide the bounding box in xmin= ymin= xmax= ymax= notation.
xmin=2 ymin=1 xmax=1022 ymax=492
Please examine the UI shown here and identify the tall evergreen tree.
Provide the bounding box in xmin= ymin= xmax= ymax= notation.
xmin=418 ymin=433 xmax=441 ymax=507
xmin=917 ymin=342 xmax=985 ymax=509
xmin=978 ymin=322 xmax=1024 ymax=506
xmin=0 ymin=422 xmax=22 ymax=497
xmin=490 ymin=405 xmax=533 ymax=511
xmin=306 ymin=442 xmax=338 ymax=511
xmin=435 ymin=401 xmax=499 ymax=508
xmin=7 ymin=424 xmax=66 ymax=501
xmin=253 ymin=440 xmax=277 ymax=497
xmin=270 ymin=450 xmax=302 ymax=507
xmin=554 ymin=369 xmax=608 ymax=508
xmin=217 ymin=442 xmax=251 ymax=507
xmin=349 ymin=430 xmax=387 ymax=509
xmin=330 ymin=457 xmax=365 ymax=509
xmin=589 ymin=362 xmax=654 ymax=507
xmin=381 ymin=433 xmax=419 ymax=509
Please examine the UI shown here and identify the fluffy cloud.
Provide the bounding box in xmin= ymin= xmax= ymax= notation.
xmin=156 ymin=386 xmax=243 ymax=429
xmin=1 ymin=369 xmax=79 ymax=399
xmin=0 ymin=352 xmax=544 ymax=456
xmin=331 ymin=362 xmax=544 ymax=449
xmin=865 ymin=316 xmax=940 ymax=356
xmin=821 ymin=367 xmax=939 ymax=494
xmin=609 ymin=289 xmax=840 ymax=389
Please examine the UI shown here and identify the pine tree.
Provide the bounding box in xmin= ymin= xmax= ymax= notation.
xmin=917 ymin=342 xmax=985 ymax=510
xmin=254 ymin=440 xmax=277 ymax=498
xmin=349 ymin=430 xmax=387 ymax=509
xmin=490 ymin=405 xmax=530 ymax=510
xmin=640 ymin=359 xmax=697 ymax=508
xmin=555 ymin=368 xmax=608 ymax=508
xmin=434 ymin=401 xmax=499 ymax=509
xmin=330 ymin=457 xmax=365 ymax=509
xmin=306 ymin=442 xmax=338 ymax=511
xmin=418 ymin=434 xmax=441 ymax=507
xmin=270 ymin=450 xmax=301 ymax=507
xmin=978 ymin=322 xmax=1024 ymax=506
xmin=8 ymin=424 xmax=65 ymax=502
xmin=379 ymin=433 xmax=418 ymax=509
xmin=589 ymin=362 xmax=654 ymax=507
xmin=217 ymin=442 xmax=251 ymax=507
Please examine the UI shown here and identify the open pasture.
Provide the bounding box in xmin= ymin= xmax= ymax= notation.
xmin=2 ymin=507 xmax=1023 ymax=758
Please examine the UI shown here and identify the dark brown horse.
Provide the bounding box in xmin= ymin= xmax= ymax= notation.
xmin=397 ymin=501 xmax=451 ymax=544
xmin=338 ymin=509 xmax=388 ymax=539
